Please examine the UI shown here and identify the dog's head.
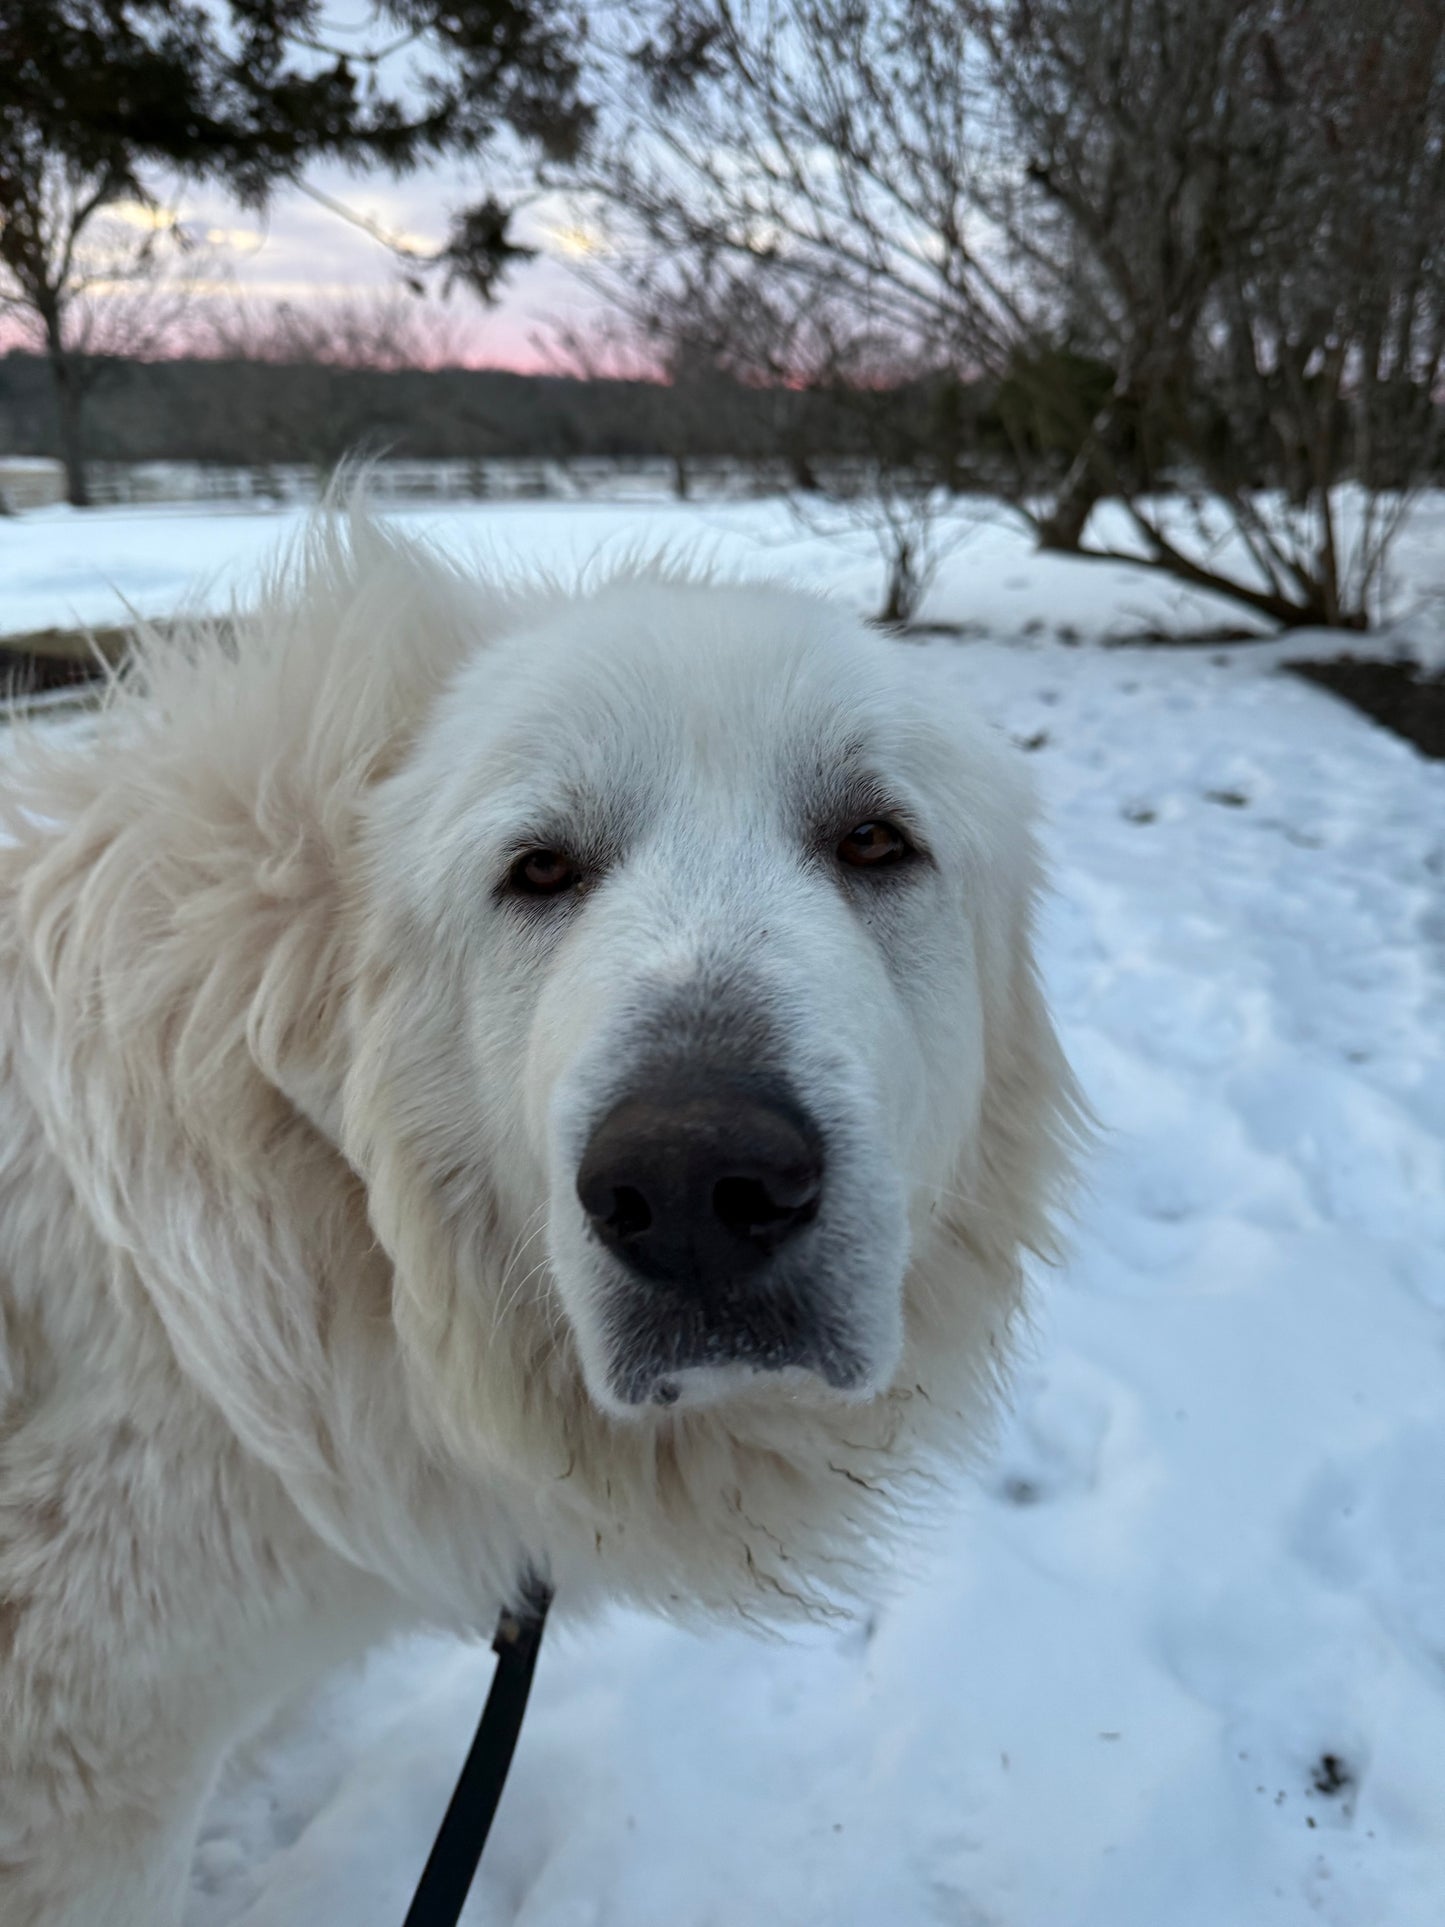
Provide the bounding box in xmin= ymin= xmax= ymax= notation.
xmin=343 ymin=570 xmax=1078 ymax=1457
xmin=24 ymin=522 xmax=1077 ymax=1619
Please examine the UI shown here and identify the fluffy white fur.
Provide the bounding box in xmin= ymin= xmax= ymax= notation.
xmin=0 ymin=513 xmax=1082 ymax=1925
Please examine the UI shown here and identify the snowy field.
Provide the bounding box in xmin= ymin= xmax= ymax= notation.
xmin=5 ymin=496 xmax=1445 ymax=1926
xmin=7 ymin=485 xmax=1445 ymax=647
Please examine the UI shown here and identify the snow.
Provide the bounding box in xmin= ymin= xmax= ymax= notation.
xmin=5 ymin=495 xmax=1445 ymax=1925
xmin=5 ymin=487 xmax=1445 ymax=648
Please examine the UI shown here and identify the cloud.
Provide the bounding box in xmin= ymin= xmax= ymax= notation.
xmin=107 ymin=199 xmax=183 ymax=233
xmin=179 ymin=169 xmax=609 ymax=369
xmin=1 ymin=162 xmax=611 ymax=373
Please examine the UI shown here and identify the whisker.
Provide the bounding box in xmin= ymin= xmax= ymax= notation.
xmin=497 ymin=1199 xmax=548 ymax=1282
xmin=494 ymin=1252 xmax=556 ymax=1330
xmin=488 ymin=1204 xmax=550 ymax=1337
xmin=905 ymin=1171 xmax=990 ymax=1214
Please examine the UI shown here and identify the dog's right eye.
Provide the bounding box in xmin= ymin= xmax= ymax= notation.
xmin=837 ymin=819 xmax=915 ymax=870
xmin=507 ymin=849 xmax=580 ymax=898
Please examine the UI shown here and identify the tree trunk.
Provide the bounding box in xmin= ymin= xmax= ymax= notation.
xmin=878 ymin=537 xmax=917 ymax=625
xmin=788 ymin=448 xmax=820 ymax=492
xmin=1063 ymin=529 xmax=1372 ymax=631
xmin=41 ymin=303 xmax=91 ymax=508
xmin=1036 ymin=471 xmax=1103 ymax=551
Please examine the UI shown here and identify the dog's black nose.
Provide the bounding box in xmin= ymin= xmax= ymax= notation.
xmin=576 ymin=1081 xmax=824 ymax=1291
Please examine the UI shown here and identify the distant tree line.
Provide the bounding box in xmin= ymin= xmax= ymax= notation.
xmin=0 ymin=347 xmax=765 ymax=468
xmin=4 ymin=339 xmax=1443 ymax=503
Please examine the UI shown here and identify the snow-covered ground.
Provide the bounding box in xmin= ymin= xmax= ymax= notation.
xmin=7 ymin=486 xmax=1445 ymax=648
xmin=5 ymin=497 xmax=1445 ymax=1925
xmin=9 ymin=490 xmax=1260 ymax=643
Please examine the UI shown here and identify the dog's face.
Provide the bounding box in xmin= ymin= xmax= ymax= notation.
xmin=357 ymin=576 xmax=1042 ymax=1428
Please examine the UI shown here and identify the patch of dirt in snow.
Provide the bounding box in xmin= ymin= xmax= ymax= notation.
xmin=1289 ymin=655 xmax=1445 ymax=761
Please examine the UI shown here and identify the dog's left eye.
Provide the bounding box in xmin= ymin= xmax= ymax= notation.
xmin=507 ymin=848 xmax=580 ymax=897
xmin=837 ymin=819 xmax=914 ymax=869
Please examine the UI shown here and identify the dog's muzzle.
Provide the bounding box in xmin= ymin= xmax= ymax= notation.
xmin=576 ymin=1074 xmax=860 ymax=1405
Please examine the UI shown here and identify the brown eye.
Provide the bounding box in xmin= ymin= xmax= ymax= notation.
xmin=508 ymin=848 xmax=579 ymax=897
xmin=837 ymin=819 xmax=913 ymax=870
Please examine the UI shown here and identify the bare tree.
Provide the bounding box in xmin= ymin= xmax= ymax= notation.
xmin=2 ymin=1 xmax=596 ymax=507
xmin=972 ymin=0 xmax=1445 ymax=628
xmin=0 ymin=162 xmax=197 ymax=504
xmin=539 ymin=306 xmax=743 ymax=499
xmin=582 ymin=0 xmax=1445 ymax=630
xmin=740 ymin=302 xmax=985 ymax=625
xmin=570 ymin=242 xmax=981 ymax=619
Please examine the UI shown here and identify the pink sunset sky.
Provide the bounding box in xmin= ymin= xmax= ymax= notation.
xmin=0 ymin=161 xmax=613 ymax=374
xmin=0 ymin=2 xmax=629 ymax=374
xmin=175 ymin=161 xmax=612 ymax=370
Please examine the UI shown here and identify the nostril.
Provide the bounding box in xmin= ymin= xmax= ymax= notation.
xmin=578 ymin=1163 xmax=654 ymax=1243
xmin=713 ymin=1171 xmax=820 ymax=1242
xmin=604 ymin=1184 xmax=652 ymax=1243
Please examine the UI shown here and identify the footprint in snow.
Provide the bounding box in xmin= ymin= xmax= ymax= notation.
xmin=1230 ymin=1059 xmax=1445 ymax=1241
xmin=1291 ymin=1425 xmax=1445 ymax=1677
xmin=1154 ymin=1577 xmax=1374 ymax=1834
xmin=987 ymin=1361 xmax=1117 ymax=1508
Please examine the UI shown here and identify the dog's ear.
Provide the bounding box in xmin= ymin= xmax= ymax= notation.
xmin=265 ymin=1024 xmax=349 ymax=1150
xmin=245 ymin=883 xmax=354 ymax=1153
xmin=250 ymin=897 xmax=514 ymax=1456
xmin=944 ymin=763 xmax=1090 ymax=1286
xmin=331 ymin=932 xmax=551 ymax=1471
xmin=239 ymin=515 xmax=508 ymax=1151
xmin=974 ymin=891 xmax=1087 ymax=1269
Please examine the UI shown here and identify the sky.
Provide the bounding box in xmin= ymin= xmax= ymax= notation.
xmin=0 ymin=163 xmax=611 ymax=375
xmin=173 ymin=1 xmax=619 ymax=372
xmin=0 ymin=0 xmax=622 ymax=378
xmin=155 ymin=162 xmax=612 ymax=373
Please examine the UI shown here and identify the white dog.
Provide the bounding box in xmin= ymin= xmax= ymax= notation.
xmin=0 ymin=514 xmax=1080 ymax=1925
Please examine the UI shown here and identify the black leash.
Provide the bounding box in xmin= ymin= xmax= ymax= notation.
xmin=402 ymin=1581 xmax=553 ymax=1927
